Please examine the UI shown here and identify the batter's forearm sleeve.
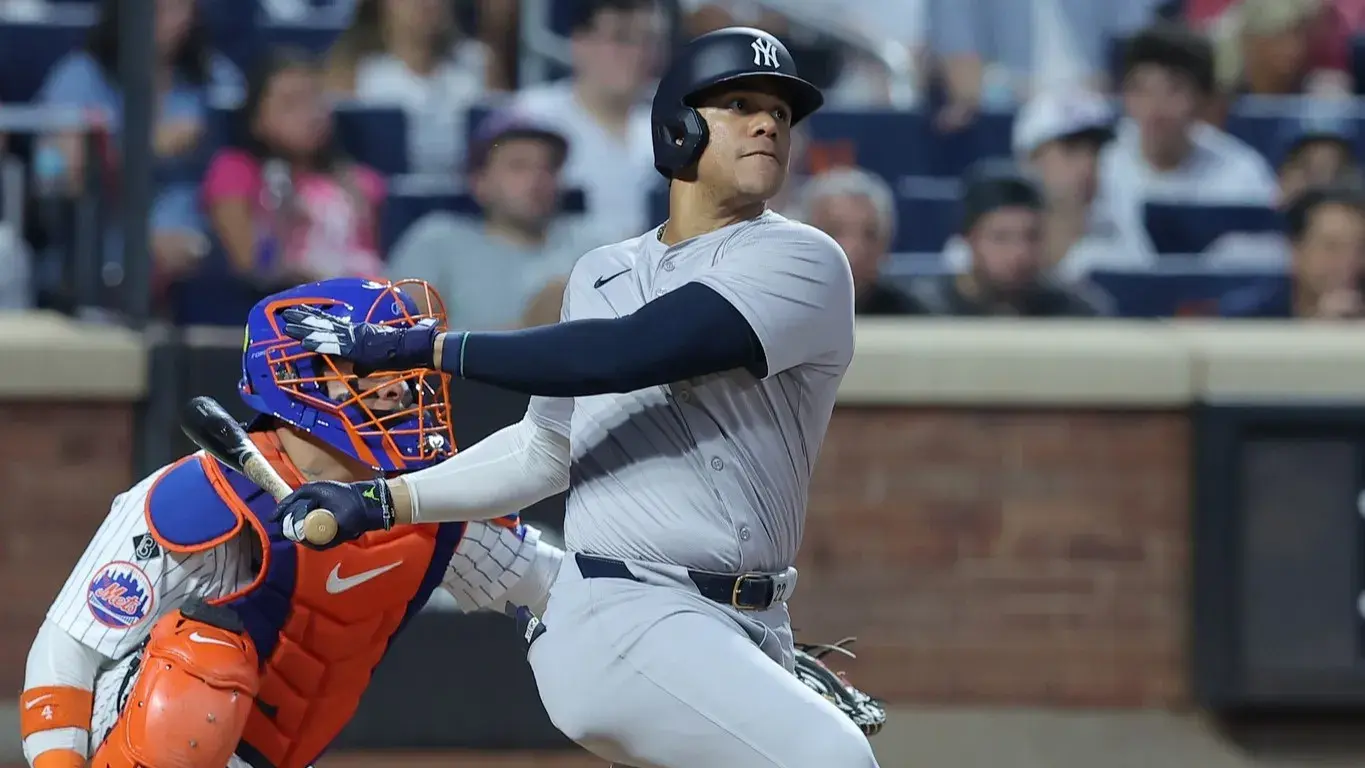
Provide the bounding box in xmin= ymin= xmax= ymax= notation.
xmin=404 ymin=414 xmax=571 ymax=524
xmin=446 ymin=282 xmax=766 ymax=396
xmin=22 ymin=620 xmax=105 ymax=764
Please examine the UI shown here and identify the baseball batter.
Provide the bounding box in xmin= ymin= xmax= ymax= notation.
xmin=277 ymin=28 xmax=878 ymax=768
xmin=20 ymin=278 xmax=563 ymax=768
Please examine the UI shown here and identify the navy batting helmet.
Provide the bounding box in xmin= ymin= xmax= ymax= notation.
xmin=650 ymin=27 xmax=824 ymax=179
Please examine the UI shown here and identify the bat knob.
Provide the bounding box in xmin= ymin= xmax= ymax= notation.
xmin=301 ymin=510 xmax=338 ymax=547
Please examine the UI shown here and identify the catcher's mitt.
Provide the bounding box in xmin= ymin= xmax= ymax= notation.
xmin=793 ymin=637 xmax=886 ymax=737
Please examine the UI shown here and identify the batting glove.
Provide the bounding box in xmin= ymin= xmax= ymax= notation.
xmin=281 ymin=305 xmax=440 ymax=376
xmin=273 ymin=478 xmax=394 ymax=550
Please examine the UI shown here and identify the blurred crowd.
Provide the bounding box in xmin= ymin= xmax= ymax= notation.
xmin=0 ymin=0 xmax=1361 ymax=326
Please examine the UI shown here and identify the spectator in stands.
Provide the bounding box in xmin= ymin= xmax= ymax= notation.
xmin=946 ymin=89 xmax=1121 ymax=280
xmin=1188 ymin=0 xmax=1362 ymax=92
xmin=680 ymin=0 xmax=925 ymax=108
xmin=909 ymin=164 xmax=1108 ymax=316
xmin=386 ymin=113 xmax=595 ymax=330
xmin=512 ymin=0 xmax=663 ymax=240
xmin=926 ymin=0 xmax=1163 ymax=131
xmin=204 ymin=49 xmax=386 ymax=291
xmin=1210 ymin=0 xmax=1350 ymax=98
xmin=35 ymin=0 xmax=243 ymax=285
xmin=1094 ymin=23 xmax=1278 ymax=264
xmin=1277 ymin=118 xmax=1361 ymax=205
xmin=796 ymin=167 xmax=915 ymax=315
xmin=1220 ymin=185 xmax=1365 ymax=318
xmin=324 ymin=0 xmax=496 ymax=176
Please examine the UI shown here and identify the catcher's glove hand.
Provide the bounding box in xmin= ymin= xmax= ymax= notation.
xmin=793 ymin=637 xmax=886 ymax=737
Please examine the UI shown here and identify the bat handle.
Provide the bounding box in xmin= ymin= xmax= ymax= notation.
xmin=300 ymin=509 xmax=339 ymax=547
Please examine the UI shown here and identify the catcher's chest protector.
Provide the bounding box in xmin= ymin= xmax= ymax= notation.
xmin=142 ymin=439 xmax=467 ymax=768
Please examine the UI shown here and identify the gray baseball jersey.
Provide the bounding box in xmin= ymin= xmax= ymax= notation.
xmin=526 ymin=210 xmax=855 ymax=573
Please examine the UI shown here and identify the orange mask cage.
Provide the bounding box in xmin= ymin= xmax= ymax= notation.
xmin=250 ymin=279 xmax=457 ymax=472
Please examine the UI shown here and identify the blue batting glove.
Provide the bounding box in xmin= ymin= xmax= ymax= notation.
xmin=273 ymin=478 xmax=394 ymax=550
xmin=281 ymin=305 xmax=440 ymax=375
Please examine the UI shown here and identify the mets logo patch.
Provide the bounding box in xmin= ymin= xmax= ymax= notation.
xmin=86 ymin=561 xmax=154 ymax=629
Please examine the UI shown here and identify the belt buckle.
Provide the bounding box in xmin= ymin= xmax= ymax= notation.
xmin=730 ymin=573 xmax=769 ymax=611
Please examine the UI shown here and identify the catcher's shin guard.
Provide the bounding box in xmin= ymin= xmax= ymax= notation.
xmin=91 ymin=600 xmax=260 ymax=768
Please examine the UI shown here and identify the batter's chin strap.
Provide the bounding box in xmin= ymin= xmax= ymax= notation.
xmin=793 ymin=637 xmax=887 ymax=737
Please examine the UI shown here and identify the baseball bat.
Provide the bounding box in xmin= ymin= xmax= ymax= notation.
xmin=180 ymin=396 xmax=338 ymax=546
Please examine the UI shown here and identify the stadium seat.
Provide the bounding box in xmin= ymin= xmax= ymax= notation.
xmin=1354 ymin=37 xmax=1365 ymax=96
xmin=382 ymin=177 xmax=588 ymax=255
xmin=1089 ymin=269 xmax=1287 ymax=318
xmin=259 ymin=17 xmax=345 ymax=56
xmin=1143 ymin=202 xmax=1283 ymax=255
xmin=894 ymin=193 xmax=961 ymax=253
xmin=213 ymin=16 xmax=346 ymax=73
xmin=803 ymin=110 xmax=1014 ymax=179
xmin=169 ymin=242 xmax=270 ymax=326
xmin=1225 ymin=101 xmax=1365 ymax=167
xmin=209 ymin=104 xmax=406 ymax=175
xmin=199 ymin=0 xmax=259 ymax=73
xmin=1222 ymin=112 xmax=1284 ymax=164
xmin=332 ymin=104 xmax=408 ymax=175
xmin=0 ymin=14 xmax=94 ymax=103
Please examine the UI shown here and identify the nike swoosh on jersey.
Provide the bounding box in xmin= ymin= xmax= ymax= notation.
xmin=325 ymin=561 xmax=404 ymax=594
xmin=594 ymin=268 xmax=630 ymax=289
xmin=24 ymin=694 xmax=53 ymax=709
xmin=188 ymin=631 xmax=238 ymax=648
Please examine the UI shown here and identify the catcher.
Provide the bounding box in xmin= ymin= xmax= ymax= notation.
xmin=19 ymin=278 xmax=565 ymax=768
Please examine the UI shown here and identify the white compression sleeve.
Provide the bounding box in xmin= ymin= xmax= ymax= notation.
xmin=23 ymin=620 xmax=105 ymax=763
xmin=405 ymin=413 xmax=570 ymax=524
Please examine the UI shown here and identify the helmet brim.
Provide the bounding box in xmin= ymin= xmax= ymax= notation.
xmin=683 ymin=71 xmax=825 ymax=126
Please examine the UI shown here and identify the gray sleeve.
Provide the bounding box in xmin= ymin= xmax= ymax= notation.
xmin=926 ymin=0 xmax=980 ymax=56
xmin=692 ymin=223 xmax=855 ymax=378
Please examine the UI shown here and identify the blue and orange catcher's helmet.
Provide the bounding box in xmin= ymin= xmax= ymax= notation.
xmin=238 ymin=277 xmax=455 ymax=473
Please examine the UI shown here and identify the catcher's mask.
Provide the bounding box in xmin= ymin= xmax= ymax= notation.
xmin=239 ymin=277 xmax=455 ymax=473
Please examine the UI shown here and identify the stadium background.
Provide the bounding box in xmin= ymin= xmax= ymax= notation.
xmin=4 ymin=0 xmax=1365 ymax=765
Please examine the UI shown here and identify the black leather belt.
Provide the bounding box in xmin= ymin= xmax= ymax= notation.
xmin=575 ymin=553 xmax=779 ymax=611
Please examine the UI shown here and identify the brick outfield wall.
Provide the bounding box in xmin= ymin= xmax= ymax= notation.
xmin=1 ymin=404 xmax=1189 ymax=729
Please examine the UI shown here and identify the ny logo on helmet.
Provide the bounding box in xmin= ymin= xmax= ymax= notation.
xmin=751 ymin=37 xmax=779 ymax=68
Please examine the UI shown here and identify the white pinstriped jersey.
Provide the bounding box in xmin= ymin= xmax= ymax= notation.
xmin=46 ymin=458 xmax=545 ymax=662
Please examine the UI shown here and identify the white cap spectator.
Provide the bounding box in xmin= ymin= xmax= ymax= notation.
xmin=1012 ymin=89 xmax=1116 ymax=160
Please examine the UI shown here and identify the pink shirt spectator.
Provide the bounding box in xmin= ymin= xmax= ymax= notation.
xmin=203 ymin=148 xmax=387 ymax=280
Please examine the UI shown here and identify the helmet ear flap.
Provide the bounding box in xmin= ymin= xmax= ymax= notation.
xmin=654 ymin=106 xmax=709 ymax=179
